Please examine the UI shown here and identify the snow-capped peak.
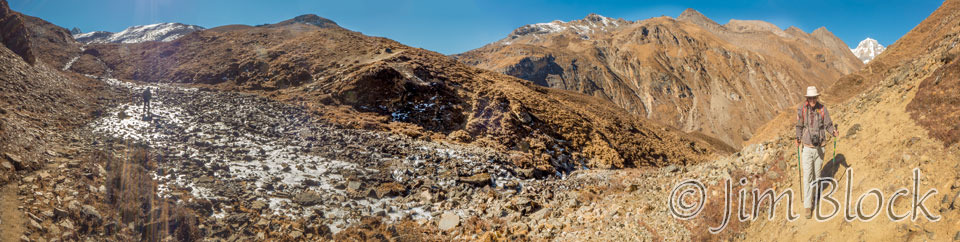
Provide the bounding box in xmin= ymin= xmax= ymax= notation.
xmin=73 ymin=22 xmax=205 ymax=44
xmin=501 ymin=13 xmax=628 ymax=44
xmin=850 ymin=37 xmax=886 ymax=64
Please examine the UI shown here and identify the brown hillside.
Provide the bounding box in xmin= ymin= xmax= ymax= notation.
xmin=0 ymin=32 xmax=113 ymax=186
xmin=908 ymin=57 xmax=960 ymax=147
xmin=741 ymin=0 xmax=960 ymax=240
xmin=456 ymin=10 xmax=863 ymax=148
xmin=70 ymin=14 xmax=727 ymax=172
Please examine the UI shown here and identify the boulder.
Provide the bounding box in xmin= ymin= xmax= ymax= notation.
xmin=250 ymin=201 xmax=267 ymax=211
xmin=80 ymin=205 xmax=103 ymax=225
xmin=3 ymin=153 xmax=27 ymax=170
xmin=293 ymin=191 xmax=324 ymax=206
xmin=437 ymin=211 xmax=459 ymax=231
xmin=458 ymin=173 xmax=492 ymax=187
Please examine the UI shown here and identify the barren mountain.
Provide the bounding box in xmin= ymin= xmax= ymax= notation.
xmin=6 ymin=0 xmax=956 ymax=240
xmin=0 ymin=0 xmax=114 ymax=186
xmin=1 ymin=8 xmax=736 ymax=240
xmin=456 ymin=10 xmax=863 ymax=148
xmin=69 ymin=14 xmax=726 ymax=172
xmin=0 ymin=1 xmax=85 ymax=69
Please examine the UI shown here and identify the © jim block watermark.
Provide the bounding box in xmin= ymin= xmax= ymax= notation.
xmin=668 ymin=168 xmax=940 ymax=234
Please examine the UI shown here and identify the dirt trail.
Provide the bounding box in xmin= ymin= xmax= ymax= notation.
xmin=735 ymin=61 xmax=960 ymax=241
xmin=0 ymin=183 xmax=24 ymax=241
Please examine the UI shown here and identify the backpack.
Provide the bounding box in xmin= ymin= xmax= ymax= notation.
xmin=800 ymin=104 xmax=825 ymax=145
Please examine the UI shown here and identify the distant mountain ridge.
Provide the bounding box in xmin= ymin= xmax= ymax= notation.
xmin=456 ymin=9 xmax=863 ymax=147
xmin=73 ymin=22 xmax=205 ymax=44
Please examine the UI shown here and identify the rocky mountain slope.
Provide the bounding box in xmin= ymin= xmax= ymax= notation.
xmin=4 ymin=0 xmax=956 ymax=240
xmin=1 ymin=0 xmax=86 ymax=69
xmin=73 ymin=22 xmax=205 ymax=44
xmin=456 ymin=10 xmax=863 ymax=148
xmin=850 ymin=37 xmax=886 ymax=63
xmin=739 ymin=0 xmax=960 ymax=240
xmin=0 ymin=0 xmax=112 ymax=187
xmin=70 ymin=14 xmax=728 ymax=172
xmin=1 ymin=4 xmax=730 ymax=240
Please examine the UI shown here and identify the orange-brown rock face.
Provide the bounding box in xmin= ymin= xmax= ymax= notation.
xmin=456 ymin=10 xmax=863 ymax=148
xmin=0 ymin=0 xmax=35 ymax=65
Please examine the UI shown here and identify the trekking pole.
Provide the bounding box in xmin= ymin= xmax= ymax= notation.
xmin=797 ymin=142 xmax=803 ymax=202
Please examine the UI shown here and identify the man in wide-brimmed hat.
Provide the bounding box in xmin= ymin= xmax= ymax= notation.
xmin=796 ymin=86 xmax=838 ymax=219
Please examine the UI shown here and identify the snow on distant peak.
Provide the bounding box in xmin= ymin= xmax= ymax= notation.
xmin=850 ymin=37 xmax=886 ymax=63
xmin=500 ymin=13 xmax=628 ymax=44
xmin=73 ymin=22 xmax=205 ymax=44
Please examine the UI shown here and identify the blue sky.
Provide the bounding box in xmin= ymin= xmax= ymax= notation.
xmin=10 ymin=0 xmax=945 ymax=54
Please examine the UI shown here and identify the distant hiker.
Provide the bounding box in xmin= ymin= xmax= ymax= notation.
xmin=142 ymin=88 xmax=152 ymax=118
xmin=795 ymin=86 xmax=838 ymax=219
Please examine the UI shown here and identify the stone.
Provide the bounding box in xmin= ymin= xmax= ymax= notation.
xmin=197 ymin=176 xmax=215 ymax=183
xmin=376 ymin=182 xmax=405 ymax=198
xmin=663 ymin=165 xmax=680 ymax=173
xmin=845 ymin=123 xmax=861 ymax=138
xmin=48 ymin=225 xmax=60 ymax=237
xmin=29 ymin=219 xmax=43 ymax=232
xmin=438 ymin=211 xmax=459 ymax=231
xmin=766 ymin=171 xmax=780 ymax=180
xmin=302 ymin=179 xmax=319 ymax=187
xmin=59 ymin=219 xmax=75 ymax=230
xmin=458 ymin=173 xmax=492 ymax=187
xmin=251 ymin=201 xmax=267 ymax=210
xmin=347 ymin=181 xmax=362 ymax=191
xmin=37 ymin=171 xmax=50 ymax=180
xmin=81 ymin=205 xmax=102 ymax=224
xmin=53 ymin=208 xmax=69 ymax=219
xmin=4 ymin=153 xmax=25 ymax=170
xmin=27 ymin=212 xmax=42 ymax=223
xmin=293 ymin=191 xmax=324 ymax=206
xmin=503 ymin=180 xmax=520 ymax=190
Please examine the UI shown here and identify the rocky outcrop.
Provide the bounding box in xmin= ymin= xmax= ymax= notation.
xmin=0 ymin=0 xmax=35 ymax=64
xmin=456 ymin=10 xmax=863 ymax=148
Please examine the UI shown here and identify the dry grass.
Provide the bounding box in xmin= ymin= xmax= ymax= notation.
xmin=105 ymin=146 xmax=201 ymax=241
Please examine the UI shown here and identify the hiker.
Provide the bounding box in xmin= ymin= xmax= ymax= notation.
xmin=795 ymin=86 xmax=838 ymax=219
xmin=142 ymin=88 xmax=152 ymax=117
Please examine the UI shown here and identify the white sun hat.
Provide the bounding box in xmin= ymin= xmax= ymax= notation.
xmin=805 ymin=86 xmax=820 ymax=97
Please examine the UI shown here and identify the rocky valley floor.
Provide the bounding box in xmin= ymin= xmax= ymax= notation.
xmin=4 ymin=75 xmax=795 ymax=241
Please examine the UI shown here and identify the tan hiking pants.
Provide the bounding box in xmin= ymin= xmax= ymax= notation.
xmin=801 ymin=146 xmax=824 ymax=209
